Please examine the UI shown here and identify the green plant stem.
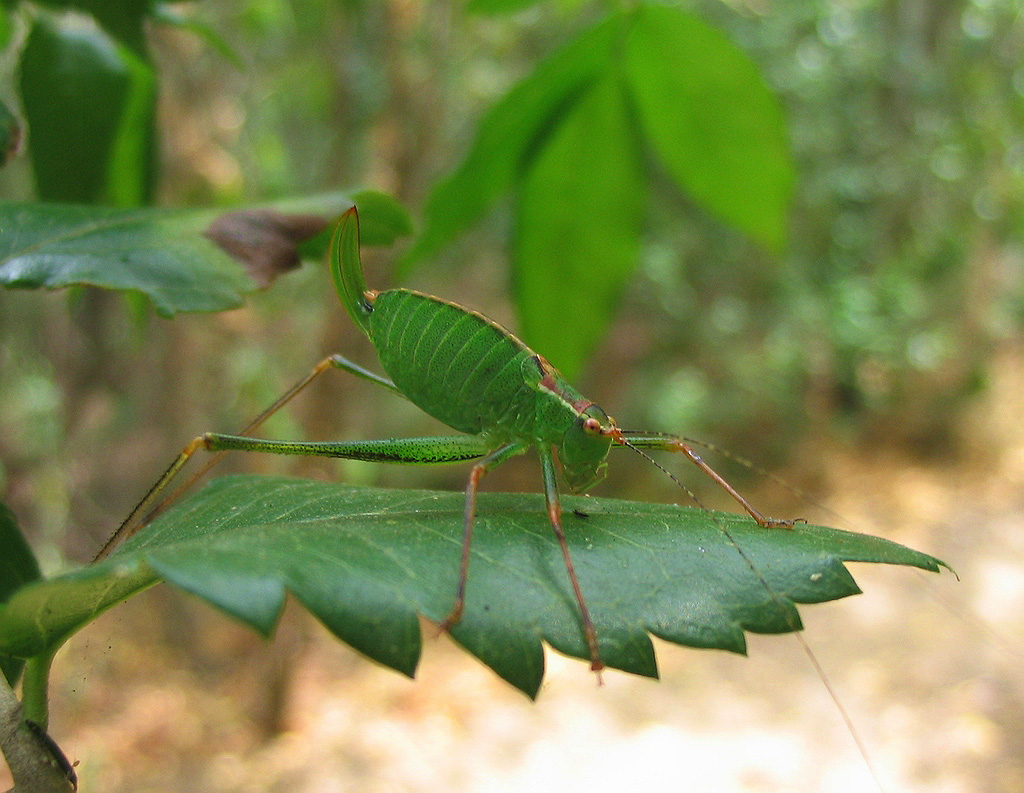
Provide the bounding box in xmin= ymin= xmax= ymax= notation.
xmin=0 ymin=670 xmax=73 ymax=793
xmin=19 ymin=652 xmax=53 ymax=729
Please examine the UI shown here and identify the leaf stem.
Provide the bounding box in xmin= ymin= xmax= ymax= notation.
xmin=0 ymin=671 xmax=74 ymax=792
xmin=20 ymin=652 xmax=53 ymax=729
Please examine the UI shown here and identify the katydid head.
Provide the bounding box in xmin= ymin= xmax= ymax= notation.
xmin=559 ymin=404 xmax=616 ymax=493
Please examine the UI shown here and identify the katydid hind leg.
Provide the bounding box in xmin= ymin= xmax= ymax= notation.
xmin=94 ymin=354 xmax=349 ymax=561
xmin=96 ymin=353 xmax=416 ymax=562
xmin=92 ymin=434 xmax=208 ymax=561
xmin=161 ymin=353 xmax=406 ymax=513
xmin=154 ymin=356 xmax=349 ymax=519
xmin=97 ymin=431 xmax=494 ymax=563
xmin=327 ymin=353 xmax=404 ymax=398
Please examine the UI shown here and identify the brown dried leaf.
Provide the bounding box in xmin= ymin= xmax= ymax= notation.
xmin=204 ymin=209 xmax=329 ymax=287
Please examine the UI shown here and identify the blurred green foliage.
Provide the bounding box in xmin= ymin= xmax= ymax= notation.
xmin=18 ymin=10 xmax=157 ymax=204
xmin=405 ymin=6 xmax=793 ymax=377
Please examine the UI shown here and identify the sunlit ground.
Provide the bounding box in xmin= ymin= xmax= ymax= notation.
xmin=4 ymin=381 xmax=1023 ymax=793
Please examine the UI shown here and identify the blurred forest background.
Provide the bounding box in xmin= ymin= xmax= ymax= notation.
xmin=2 ymin=0 xmax=1024 ymax=791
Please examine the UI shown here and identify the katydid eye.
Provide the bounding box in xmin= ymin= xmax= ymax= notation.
xmin=582 ymin=417 xmax=602 ymax=435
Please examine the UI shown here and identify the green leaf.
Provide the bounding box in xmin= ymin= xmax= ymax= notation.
xmin=0 ymin=503 xmax=42 ymax=686
xmin=0 ymin=476 xmax=946 ymax=698
xmin=0 ymin=193 xmax=411 ymax=316
xmin=514 ymin=71 xmax=645 ymax=379
xmin=33 ymin=0 xmax=152 ymax=57
xmin=19 ymin=15 xmax=157 ymax=206
xmin=624 ymin=6 xmax=794 ymax=251
xmin=401 ymin=12 xmax=621 ymax=271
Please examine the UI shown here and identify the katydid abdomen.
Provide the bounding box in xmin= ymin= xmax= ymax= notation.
xmin=369 ymin=289 xmax=549 ymax=442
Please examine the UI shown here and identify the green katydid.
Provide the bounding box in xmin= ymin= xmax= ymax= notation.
xmin=95 ymin=206 xmax=797 ymax=674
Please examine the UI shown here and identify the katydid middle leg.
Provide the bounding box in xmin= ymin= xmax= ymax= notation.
xmin=438 ymin=440 xmax=605 ymax=673
xmin=438 ymin=441 xmax=527 ymax=634
xmin=538 ymin=445 xmax=604 ymax=674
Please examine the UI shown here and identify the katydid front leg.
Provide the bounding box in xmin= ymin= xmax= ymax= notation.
xmin=615 ymin=431 xmax=803 ymax=529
